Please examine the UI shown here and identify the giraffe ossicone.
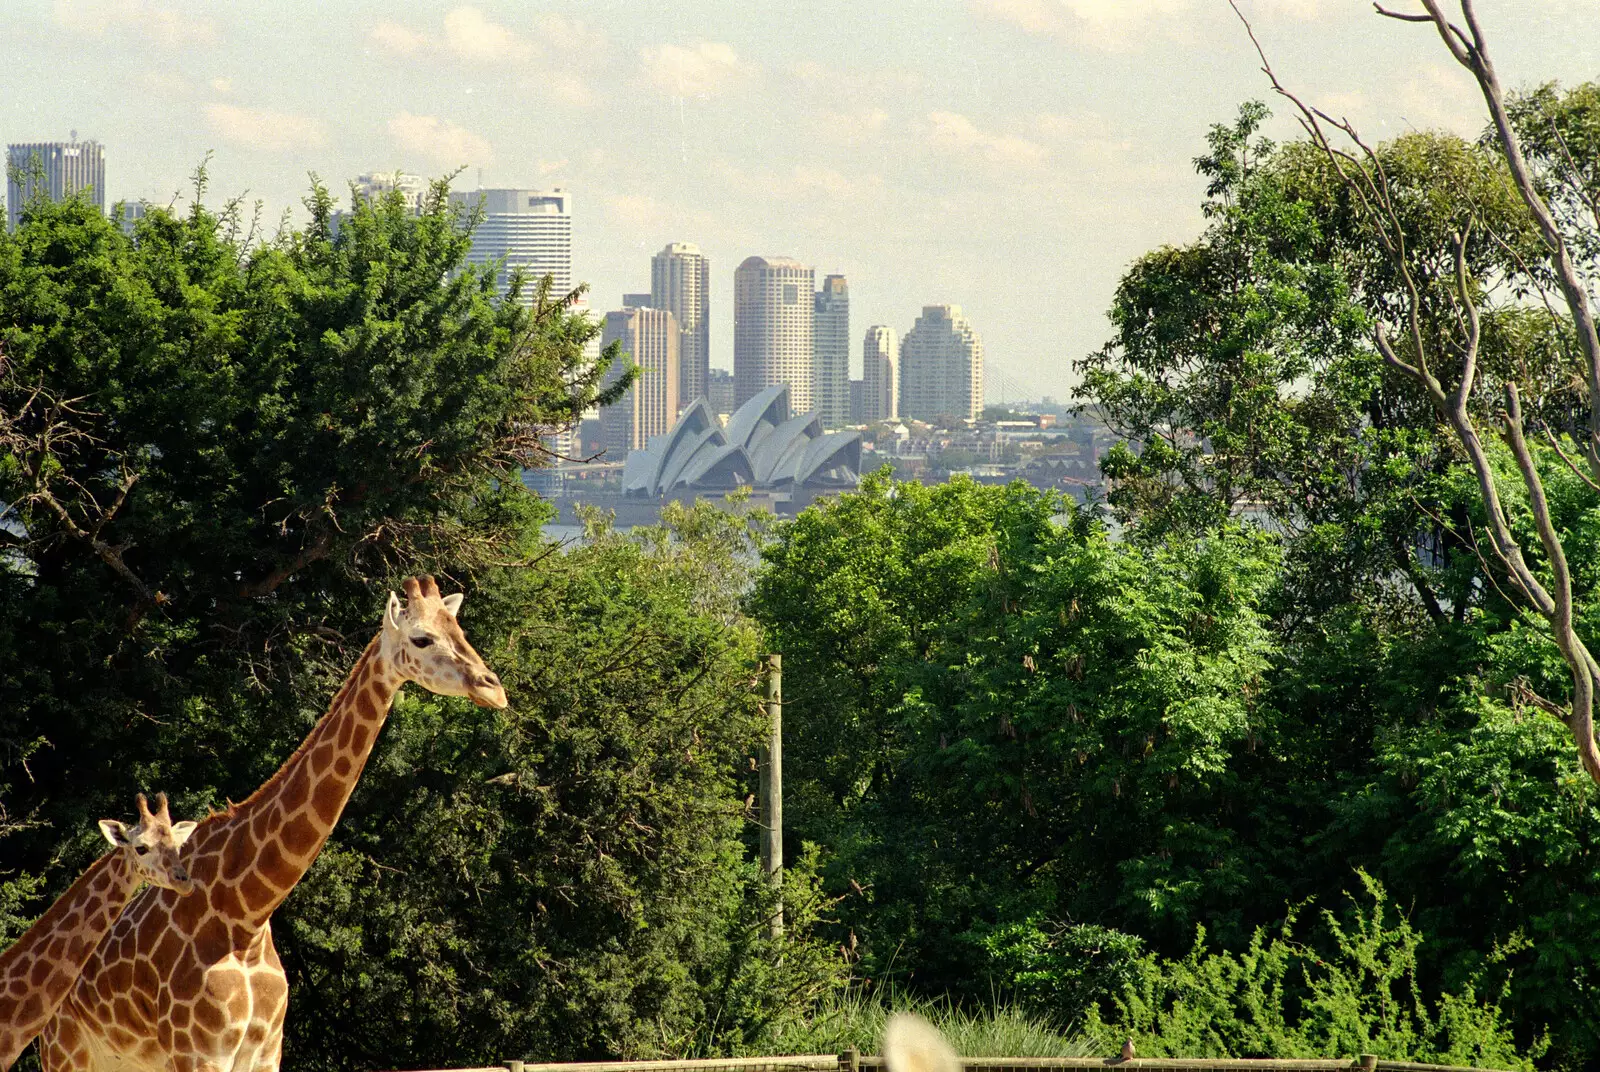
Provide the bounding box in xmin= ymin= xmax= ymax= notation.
xmin=0 ymin=792 xmax=197 ymax=1072
xmin=41 ymin=576 xmax=505 ymax=1072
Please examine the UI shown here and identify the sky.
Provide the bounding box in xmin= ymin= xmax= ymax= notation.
xmin=3 ymin=0 xmax=1599 ymax=401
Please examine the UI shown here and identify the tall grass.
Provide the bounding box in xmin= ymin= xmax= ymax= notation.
xmin=738 ymin=986 xmax=1095 ymax=1058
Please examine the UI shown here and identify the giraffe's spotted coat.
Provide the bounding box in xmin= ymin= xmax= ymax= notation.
xmin=0 ymin=794 xmax=196 ymax=1071
xmin=40 ymin=577 xmax=506 ymax=1072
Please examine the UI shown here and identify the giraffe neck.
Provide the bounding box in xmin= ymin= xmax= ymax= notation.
xmin=0 ymin=850 xmax=139 ymax=1070
xmin=184 ymin=634 xmax=403 ymax=929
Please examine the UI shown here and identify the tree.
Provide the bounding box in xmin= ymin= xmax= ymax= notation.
xmin=1232 ymin=0 xmax=1600 ymax=788
xmin=753 ymin=474 xmax=1284 ymax=991
xmin=0 ymin=181 xmax=838 ymax=1069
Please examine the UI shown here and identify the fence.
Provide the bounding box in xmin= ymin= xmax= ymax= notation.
xmin=385 ymin=1054 xmax=1513 ymax=1072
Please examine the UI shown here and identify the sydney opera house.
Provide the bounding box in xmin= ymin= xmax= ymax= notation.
xmin=621 ymin=384 xmax=861 ymax=499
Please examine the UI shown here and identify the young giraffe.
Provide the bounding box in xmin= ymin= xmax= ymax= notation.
xmin=0 ymin=793 xmax=198 ymax=1072
xmin=40 ymin=576 xmax=506 ymax=1072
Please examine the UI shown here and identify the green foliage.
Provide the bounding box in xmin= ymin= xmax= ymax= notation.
xmin=1083 ymin=875 xmax=1534 ymax=1070
xmin=753 ymin=472 xmax=1283 ymax=987
xmin=745 ymin=986 xmax=1092 ymax=1058
xmin=978 ymin=919 xmax=1144 ymax=1023
xmin=0 ymin=182 xmax=825 ymax=1070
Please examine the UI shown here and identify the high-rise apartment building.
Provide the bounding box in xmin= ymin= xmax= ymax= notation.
xmin=899 ymin=305 xmax=984 ymax=422
xmin=7 ymin=136 xmax=105 ymax=230
xmin=353 ymin=171 xmax=429 ymax=210
xmin=448 ymin=187 xmax=572 ymax=303
xmin=599 ymin=307 xmax=680 ymax=457
xmin=862 ymin=325 xmax=899 ymax=421
xmin=734 ymin=256 xmax=815 ymax=412
xmin=651 ymin=242 xmax=711 ymax=409
xmin=331 ymin=171 xmax=430 ymax=237
xmin=813 ymin=275 xmax=850 ymax=428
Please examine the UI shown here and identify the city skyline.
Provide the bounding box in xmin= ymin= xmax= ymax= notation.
xmin=4 ymin=3 xmax=1598 ymax=398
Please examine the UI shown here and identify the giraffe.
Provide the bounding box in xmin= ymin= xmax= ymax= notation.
xmin=41 ymin=576 xmax=507 ymax=1072
xmin=0 ymin=793 xmax=198 ymax=1072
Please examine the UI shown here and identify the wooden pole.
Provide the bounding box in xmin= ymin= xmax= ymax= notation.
xmin=760 ymin=653 xmax=783 ymax=936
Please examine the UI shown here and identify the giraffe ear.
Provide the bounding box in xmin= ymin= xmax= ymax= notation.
xmin=386 ymin=591 xmax=404 ymax=630
xmin=98 ymin=819 xmax=132 ymax=848
xmin=441 ymin=593 xmax=464 ymax=617
xmin=171 ymin=821 xmax=198 ymax=847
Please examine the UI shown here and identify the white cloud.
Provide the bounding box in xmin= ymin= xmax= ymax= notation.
xmin=53 ymin=0 xmax=215 ymax=46
xmin=928 ymin=111 xmax=1049 ymax=168
xmin=533 ymin=13 xmax=607 ymax=55
xmin=546 ymin=72 xmax=600 ymax=108
xmin=809 ymin=107 xmax=891 ymax=146
xmin=1250 ymin=0 xmax=1328 ymax=17
xmin=370 ymin=19 xmax=429 ymax=55
xmin=441 ymin=7 xmax=532 ymax=63
xmin=1393 ymin=62 xmax=1484 ymax=135
xmin=369 ymin=7 xmax=532 ymax=62
xmin=788 ymin=165 xmax=880 ymax=199
xmin=640 ymin=41 xmax=756 ymax=98
xmin=1035 ymin=111 xmax=1135 ymax=168
xmin=204 ymin=103 xmax=326 ymax=152
xmin=970 ymin=0 xmax=1197 ymax=51
xmin=791 ymin=60 xmax=922 ymax=98
xmin=387 ymin=112 xmax=493 ymax=166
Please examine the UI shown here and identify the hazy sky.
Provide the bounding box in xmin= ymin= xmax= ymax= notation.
xmin=4 ymin=0 xmax=1599 ymax=400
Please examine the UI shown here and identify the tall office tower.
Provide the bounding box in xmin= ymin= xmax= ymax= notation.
xmin=651 ymin=242 xmax=711 ymax=408
xmin=813 ymin=274 xmax=849 ymax=427
xmin=899 ymin=305 xmax=985 ymax=422
xmin=862 ymin=324 xmax=899 ymax=421
xmin=849 ymin=379 xmax=865 ymax=422
xmin=7 ymin=136 xmax=105 ymax=230
xmin=707 ymin=368 xmax=736 ymax=418
xmin=734 ymin=256 xmax=815 ymax=411
xmin=623 ymin=292 xmax=653 ymax=308
xmin=598 ymin=307 xmax=680 ymax=457
xmin=448 ymin=187 xmax=572 ymax=304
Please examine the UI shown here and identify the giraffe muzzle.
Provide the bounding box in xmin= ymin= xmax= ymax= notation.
xmin=468 ymin=671 xmax=508 ymax=709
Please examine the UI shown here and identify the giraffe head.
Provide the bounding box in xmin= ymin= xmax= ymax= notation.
xmin=97 ymin=792 xmax=199 ymax=895
xmin=381 ymin=575 xmax=508 ymax=709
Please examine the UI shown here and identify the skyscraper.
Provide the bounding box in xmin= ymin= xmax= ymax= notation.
xmin=599 ymin=307 xmax=680 ymax=457
xmin=899 ymin=305 xmax=984 ymax=422
xmin=862 ymin=325 xmax=899 ymax=421
xmin=651 ymin=242 xmax=711 ymax=409
xmin=448 ymin=187 xmax=572 ymax=303
xmin=707 ymin=368 xmax=736 ymax=418
xmin=7 ymin=136 xmax=105 ymax=230
xmin=734 ymin=256 xmax=815 ymax=412
xmin=813 ymin=275 xmax=849 ymax=428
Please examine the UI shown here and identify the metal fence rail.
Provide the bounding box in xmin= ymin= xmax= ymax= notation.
xmin=382 ymin=1053 xmax=1513 ymax=1072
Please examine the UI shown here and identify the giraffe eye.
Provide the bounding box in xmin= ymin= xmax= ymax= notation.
xmin=410 ymin=635 xmax=434 ymax=649
xmin=135 ymin=846 xmax=150 ymax=856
